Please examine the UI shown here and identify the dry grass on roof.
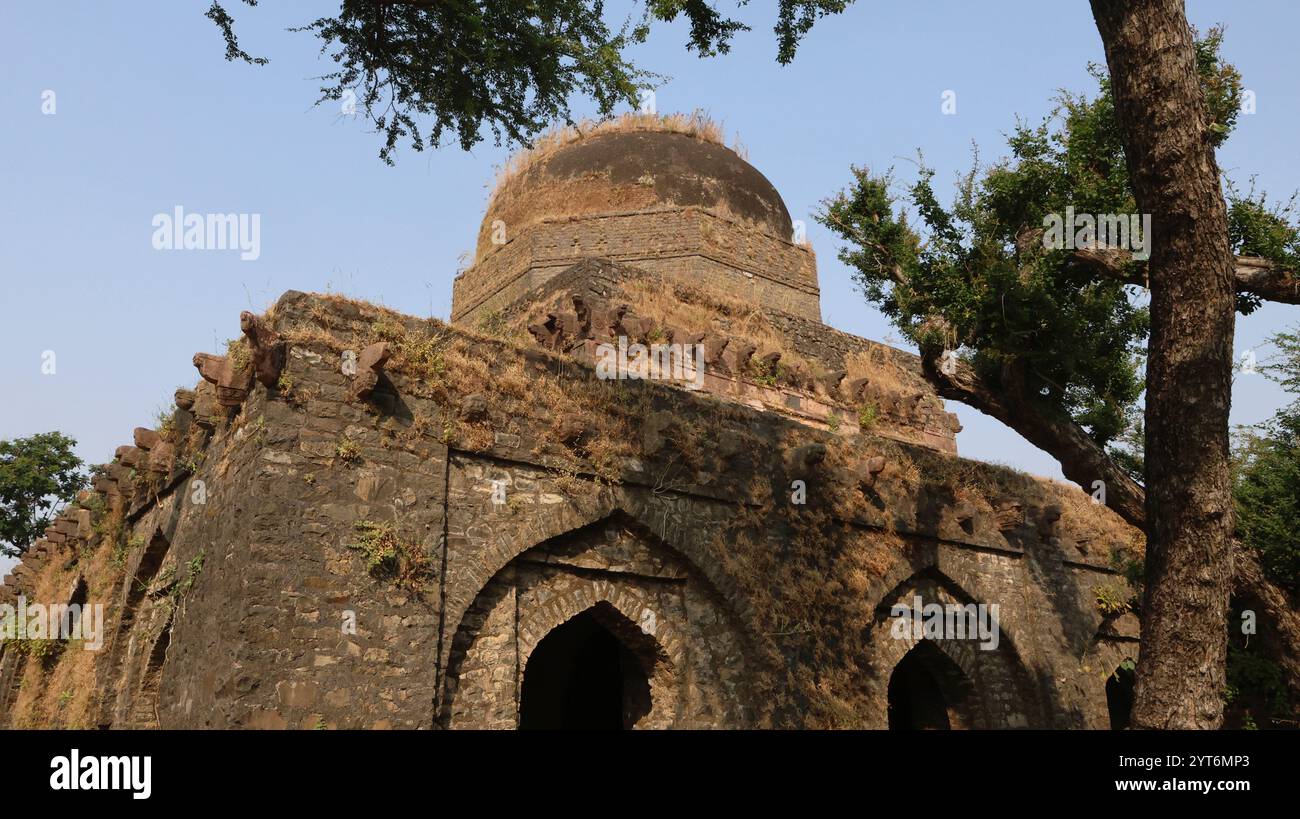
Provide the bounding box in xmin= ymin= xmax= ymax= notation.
xmin=616 ymin=277 xmax=824 ymax=380
xmin=490 ymin=110 xmax=741 ymax=198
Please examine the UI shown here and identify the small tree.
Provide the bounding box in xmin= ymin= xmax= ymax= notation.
xmin=0 ymin=432 xmax=88 ymax=558
xmin=1235 ymin=327 xmax=1300 ymax=592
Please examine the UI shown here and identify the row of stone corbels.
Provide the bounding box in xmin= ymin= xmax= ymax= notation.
xmin=0 ymin=312 xmax=290 ymax=607
xmin=196 ymin=309 xmax=389 ymax=404
xmin=0 ymin=423 xmax=174 ymax=603
xmin=527 ymin=293 xmax=775 ymax=378
xmin=0 ymin=491 xmax=96 ymax=605
xmin=527 ymin=292 xmax=962 ymax=433
xmin=91 ymin=407 xmax=205 ymax=508
xmin=191 ymin=311 xmax=287 ymax=416
xmin=106 ymin=311 xmax=285 ymax=493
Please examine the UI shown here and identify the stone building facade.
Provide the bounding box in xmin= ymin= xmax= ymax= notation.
xmin=0 ymin=123 xmax=1143 ymax=730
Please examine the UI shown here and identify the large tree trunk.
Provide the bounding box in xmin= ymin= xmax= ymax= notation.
xmin=1091 ymin=0 xmax=1238 ymax=728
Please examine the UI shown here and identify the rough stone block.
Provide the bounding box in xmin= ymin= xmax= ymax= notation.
xmin=241 ymin=310 xmax=287 ymax=388
xmin=133 ymin=427 xmax=162 ymax=450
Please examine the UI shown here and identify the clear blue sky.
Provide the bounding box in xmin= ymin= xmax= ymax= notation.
xmin=3 ymin=1 xmax=1298 ymax=574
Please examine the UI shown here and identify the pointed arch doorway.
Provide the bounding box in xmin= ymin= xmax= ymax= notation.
xmin=887 ymin=640 xmax=980 ymax=729
xmin=518 ymin=604 xmax=656 ymax=730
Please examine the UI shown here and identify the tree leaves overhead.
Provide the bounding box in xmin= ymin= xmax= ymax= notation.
xmin=642 ymin=0 xmax=749 ymax=56
xmin=206 ymin=0 xmax=268 ymax=66
xmin=773 ymin=0 xmax=853 ymax=64
xmin=206 ymin=0 xmax=854 ymax=163
xmin=304 ymin=1 xmax=654 ymax=163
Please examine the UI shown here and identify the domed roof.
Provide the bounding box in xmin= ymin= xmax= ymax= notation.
xmin=475 ymin=128 xmax=793 ymax=262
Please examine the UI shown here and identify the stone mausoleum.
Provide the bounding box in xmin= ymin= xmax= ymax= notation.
xmin=0 ymin=117 xmax=1144 ymax=729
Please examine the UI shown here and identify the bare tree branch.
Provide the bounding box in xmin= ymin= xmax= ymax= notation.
xmin=914 ymin=335 xmax=1147 ymax=528
xmin=1070 ymin=247 xmax=1300 ymax=305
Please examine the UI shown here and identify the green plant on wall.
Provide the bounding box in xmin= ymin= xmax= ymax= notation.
xmin=1094 ymin=584 xmax=1130 ymax=616
xmin=166 ymin=550 xmax=206 ymax=603
xmin=348 ymin=521 xmax=401 ymax=577
xmin=347 ymin=520 xmax=433 ymax=592
xmin=857 ymin=402 xmax=879 ymax=431
xmin=335 ymin=437 xmax=362 ymax=464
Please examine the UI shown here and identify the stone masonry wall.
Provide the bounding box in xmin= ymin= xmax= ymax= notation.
xmin=510 ymin=259 xmax=960 ymax=454
xmin=453 ymin=208 xmax=820 ymax=324
xmin=0 ymin=291 xmax=1142 ymax=730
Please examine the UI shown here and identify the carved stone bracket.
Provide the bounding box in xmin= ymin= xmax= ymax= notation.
xmin=350 ymin=342 xmax=392 ymax=401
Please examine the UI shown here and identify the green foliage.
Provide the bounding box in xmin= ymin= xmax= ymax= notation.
xmin=212 ymin=0 xmax=653 ymax=162
xmin=205 ymin=0 xmax=267 ymax=66
xmin=334 ymin=437 xmax=362 ymax=464
xmin=348 ymin=520 xmax=401 ymax=578
xmin=1235 ymin=410 xmax=1300 ymax=592
xmin=347 ymin=520 xmax=432 ymax=591
xmin=206 ymin=1 xmax=850 ymax=162
xmin=818 ymin=30 xmax=1268 ymax=453
xmin=6 ymin=638 xmax=64 ymax=662
xmin=1109 ymin=545 xmax=1145 ymax=594
xmin=113 ymin=535 xmax=142 ymax=569
xmin=372 ymin=320 xmax=446 ymax=379
xmin=1108 ymin=405 xmax=1145 ymax=483
xmin=1260 ymin=327 xmax=1300 ymax=394
xmin=1 ymin=609 xmax=67 ymax=666
xmin=1234 ymin=326 xmax=1300 ymax=592
xmin=749 ymin=357 xmax=782 ymax=387
xmin=857 ymin=402 xmax=878 ymax=431
xmin=1193 ymin=26 xmax=1243 ymax=147
xmin=225 ymin=338 xmax=251 ymax=373
xmin=80 ymin=492 xmax=106 ymax=517
xmin=176 ymin=551 xmax=206 ymax=599
xmin=475 ymin=310 xmax=509 ymax=340
xmin=0 ymin=432 xmax=88 ymax=558
xmin=1225 ymin=644 xmax=1290 ymax=720
xmin=1227 ymin=184 xmax=1300 ymax=316
xmin=155 ymin=405 xmax=176 ymax=440
xmin=182 ymin=455 xmax=203 ymax=474
xmin=1094 ymin=584 xmax=1130 ymax=616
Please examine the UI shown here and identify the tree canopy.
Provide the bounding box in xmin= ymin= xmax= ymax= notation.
xmin=0 ymin=432 xmax=88 ymax=558
xmin=817 ymin=29 xmax=1300 ymax=517
xmin=1235 ymin=326 xmax=1300 ymax=592
xmin=206 ymin=0 xmax=849 ymax=162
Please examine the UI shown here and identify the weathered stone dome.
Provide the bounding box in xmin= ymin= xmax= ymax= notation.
xmin=475 ymin=129 xmax=794 ymax=262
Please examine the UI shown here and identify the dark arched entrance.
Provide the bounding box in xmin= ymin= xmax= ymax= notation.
xmin=888 ymin=641 xmax=977 ymax=730
xmin=519 ymin=608 xmax=651 ymax=729
xmin=1106 ymin=662 xmax=1136 ymax=729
